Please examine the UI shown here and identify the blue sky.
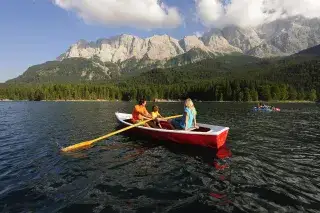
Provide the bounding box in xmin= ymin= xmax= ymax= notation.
xmin=0 ymin=0 xmax=317 ymax=82
xmin=0 ymin=0 xmax=205 ymax=82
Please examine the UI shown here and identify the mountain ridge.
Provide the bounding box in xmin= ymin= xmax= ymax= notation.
xmin=59 ymin=16 xmax=320 ymax=62
xmin=7 ymin=44 xmax=320 ymax=84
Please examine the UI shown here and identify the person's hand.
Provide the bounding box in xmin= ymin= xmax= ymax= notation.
xmin=143 ymin=115 xmax=151 ymax=120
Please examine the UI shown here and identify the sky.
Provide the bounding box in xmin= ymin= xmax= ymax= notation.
xmin=1 ymin=0 xmax=320 ymax=82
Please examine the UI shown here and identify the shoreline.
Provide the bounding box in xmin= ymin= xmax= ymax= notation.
xmin=0 ymin=99 xmax=317 ymax=103
xmin=195 ymin=100 xmax=316 ymax=103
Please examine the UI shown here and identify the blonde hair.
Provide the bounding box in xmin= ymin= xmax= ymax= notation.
xmin=185 ymin=98 xmax=197 ymax=115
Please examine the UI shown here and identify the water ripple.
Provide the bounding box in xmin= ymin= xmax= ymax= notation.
xmin=0 ymin=102 xmax=319 ymax=212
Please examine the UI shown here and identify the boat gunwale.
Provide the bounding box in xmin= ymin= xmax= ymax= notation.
xmin=115 ymin=112 xmax=229 ymax=136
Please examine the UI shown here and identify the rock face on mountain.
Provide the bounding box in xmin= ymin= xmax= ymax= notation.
xmin=60 ymin=34 xmax=185 ymax=63
xmin=201 ymin=29 xmax=242 ymax=53
xmin=220 ymin=16 xmax=320 ymax=57
xmin=222 ymin=26 xmax=262 ymax=53
xmin=251 ymin=16 xmax=320 ymax=57
xmin=59 ymin=16 xmax=320 ymax=61
xmin=179 ymin=36 xmax=210 ymax=52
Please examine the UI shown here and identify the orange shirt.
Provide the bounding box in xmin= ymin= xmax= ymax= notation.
xmin=132 ymin=104 xmax=149 ymax=121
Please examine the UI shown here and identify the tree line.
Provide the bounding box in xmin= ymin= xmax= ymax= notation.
xmin=0 ymin=80 xmax=317 ymax=102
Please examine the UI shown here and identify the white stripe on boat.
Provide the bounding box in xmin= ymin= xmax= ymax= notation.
xmin=115 ymin=112 xmax=229 ymax=136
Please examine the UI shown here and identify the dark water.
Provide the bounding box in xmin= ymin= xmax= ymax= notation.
xmin=0 ymin=102 xmax=319 ymax=213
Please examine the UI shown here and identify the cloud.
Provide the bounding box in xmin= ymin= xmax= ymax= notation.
xmin=195 ymin=0 xmax=320 ymax=28
xmin=194 ymin=31 xmax=204 ymax=37
xmin=54 ymin=0 xmax=182 ymax=29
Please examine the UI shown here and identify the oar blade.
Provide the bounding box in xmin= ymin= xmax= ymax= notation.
xmin=61 ymin=140 xmax=93 ymax=152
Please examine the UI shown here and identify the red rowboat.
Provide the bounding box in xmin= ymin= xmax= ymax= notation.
xmin=115 ymin=112 xmax=229 ymax=149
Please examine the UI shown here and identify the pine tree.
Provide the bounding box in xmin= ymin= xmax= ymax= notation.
xmin=259 ymin=85 xmax=272 ymax=101
xmin=243 ymin=88 xmax=252 ymax=102
xmin=308 ymin=89 xmax=317 ymax=101
xmin=288 ymin=87 xmax=298 ymax=100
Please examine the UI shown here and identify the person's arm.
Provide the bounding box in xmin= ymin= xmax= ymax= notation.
xmin=157 ymin=113 xmax=167 ymax=122
xmin=137 ymin=106 xmax=151 ymax=119
xmin=184 ymin=112 xmax=189 ymax=131
xmin=142 ymin=113 xmax=151 ymax=119
xmin=142 ymin=115 xmax=151 ymax=119
xmin=142 ymin=109 xmax=152 ymax=119
xmin=193 ymin=115 xmax=199 ymax=129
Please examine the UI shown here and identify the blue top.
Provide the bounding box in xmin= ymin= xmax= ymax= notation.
xmin=173 ymin=107 xmax=195 ymax=129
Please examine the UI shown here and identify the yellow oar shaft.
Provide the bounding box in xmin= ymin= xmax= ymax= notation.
xmin=61 ymin=114 xmax=182 ymax=152
xmin=61 ymin=118 xmax=152 ymax=152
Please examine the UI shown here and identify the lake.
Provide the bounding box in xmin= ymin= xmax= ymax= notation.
xmin=0 ymin=102 xmax=319 ymax=212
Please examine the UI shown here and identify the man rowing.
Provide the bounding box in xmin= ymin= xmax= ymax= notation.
xmin=131 ymin=98 xmax=157 ymax=128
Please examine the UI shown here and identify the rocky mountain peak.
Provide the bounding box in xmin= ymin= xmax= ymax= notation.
xmin=179 ymin=36 xmax=209 ymax=52
xmin=201 ymin=28 xmax=242 ymax=53
xmin=222 ymin=25 xmax=262 ymax=53
xmin=145 ymin=34 xmax=184 ymax=60
xmin=58 ymin=16 xmax=320 ymax=61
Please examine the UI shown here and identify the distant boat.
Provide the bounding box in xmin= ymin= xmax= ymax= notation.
xmin=115 ymin=112 xmax=229 ymax=149
xmin=253 ymin=106 xmax=280 ymax=112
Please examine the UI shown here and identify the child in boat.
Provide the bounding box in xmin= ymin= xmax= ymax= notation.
xmin=151 ymin=105 xmax=163 ymax=128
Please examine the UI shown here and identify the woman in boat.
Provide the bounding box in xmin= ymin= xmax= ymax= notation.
xmin=169 ymin=98 xmax=199 ymax=130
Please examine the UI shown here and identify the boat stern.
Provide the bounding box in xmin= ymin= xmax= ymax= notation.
xmin=216 ymin=128 xmax=229 ymax=149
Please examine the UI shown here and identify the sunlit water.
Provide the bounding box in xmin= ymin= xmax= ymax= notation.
xmin=0 ymin=102 xmax=319 ymax=213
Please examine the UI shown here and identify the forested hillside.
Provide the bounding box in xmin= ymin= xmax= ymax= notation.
xmin=1 ymin=55 xmax=319 ymax=102
xmin=295 ymin=44 xmax=320 ymax=56
xmin=6 ymin=58 xmax=121 ymax=84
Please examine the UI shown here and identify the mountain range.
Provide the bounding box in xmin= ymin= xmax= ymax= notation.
xmin=59 ymin=16 xmax=320 ymax=62
xmin=6 ymin=16 xmax=320 ymax=84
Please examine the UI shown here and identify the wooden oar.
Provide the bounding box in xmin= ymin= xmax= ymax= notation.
xmin=61 ymin=114 xmax=182 ymax=152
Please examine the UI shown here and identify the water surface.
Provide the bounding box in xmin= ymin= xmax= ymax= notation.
xmin=0 ymin=102 xmax=319 ymax=212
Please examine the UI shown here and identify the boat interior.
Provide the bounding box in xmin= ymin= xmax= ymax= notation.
xmin=124 ymin=119 xmax=211 ymax=132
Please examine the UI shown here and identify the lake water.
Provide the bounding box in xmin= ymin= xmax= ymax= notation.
xmin=0 ymin=102 xmax=319 ymax=213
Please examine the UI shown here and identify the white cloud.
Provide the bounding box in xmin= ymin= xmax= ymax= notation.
xmin=195 ymin=0 xmax=320 ymax=28
xmin=194 ymin=31 xmax=204 ymax=37
xmin=54 ymin=0 xmax=182 ymax=29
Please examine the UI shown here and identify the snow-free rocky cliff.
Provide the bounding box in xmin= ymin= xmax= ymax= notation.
xmin=58 ymin=16 xmax=320 ymax=62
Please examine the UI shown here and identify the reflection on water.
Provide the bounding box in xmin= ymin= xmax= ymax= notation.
xmin=0 ymin=102 xmax=319 ymax=213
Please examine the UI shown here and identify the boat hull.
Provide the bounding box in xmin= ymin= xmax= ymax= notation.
xmin=253 ymin=107 xmax=280 ymax=112
xmin=115 ymin=113 xmax=229 ymax=149
xmin=125 ymin=127 xmax=229 ymax=149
